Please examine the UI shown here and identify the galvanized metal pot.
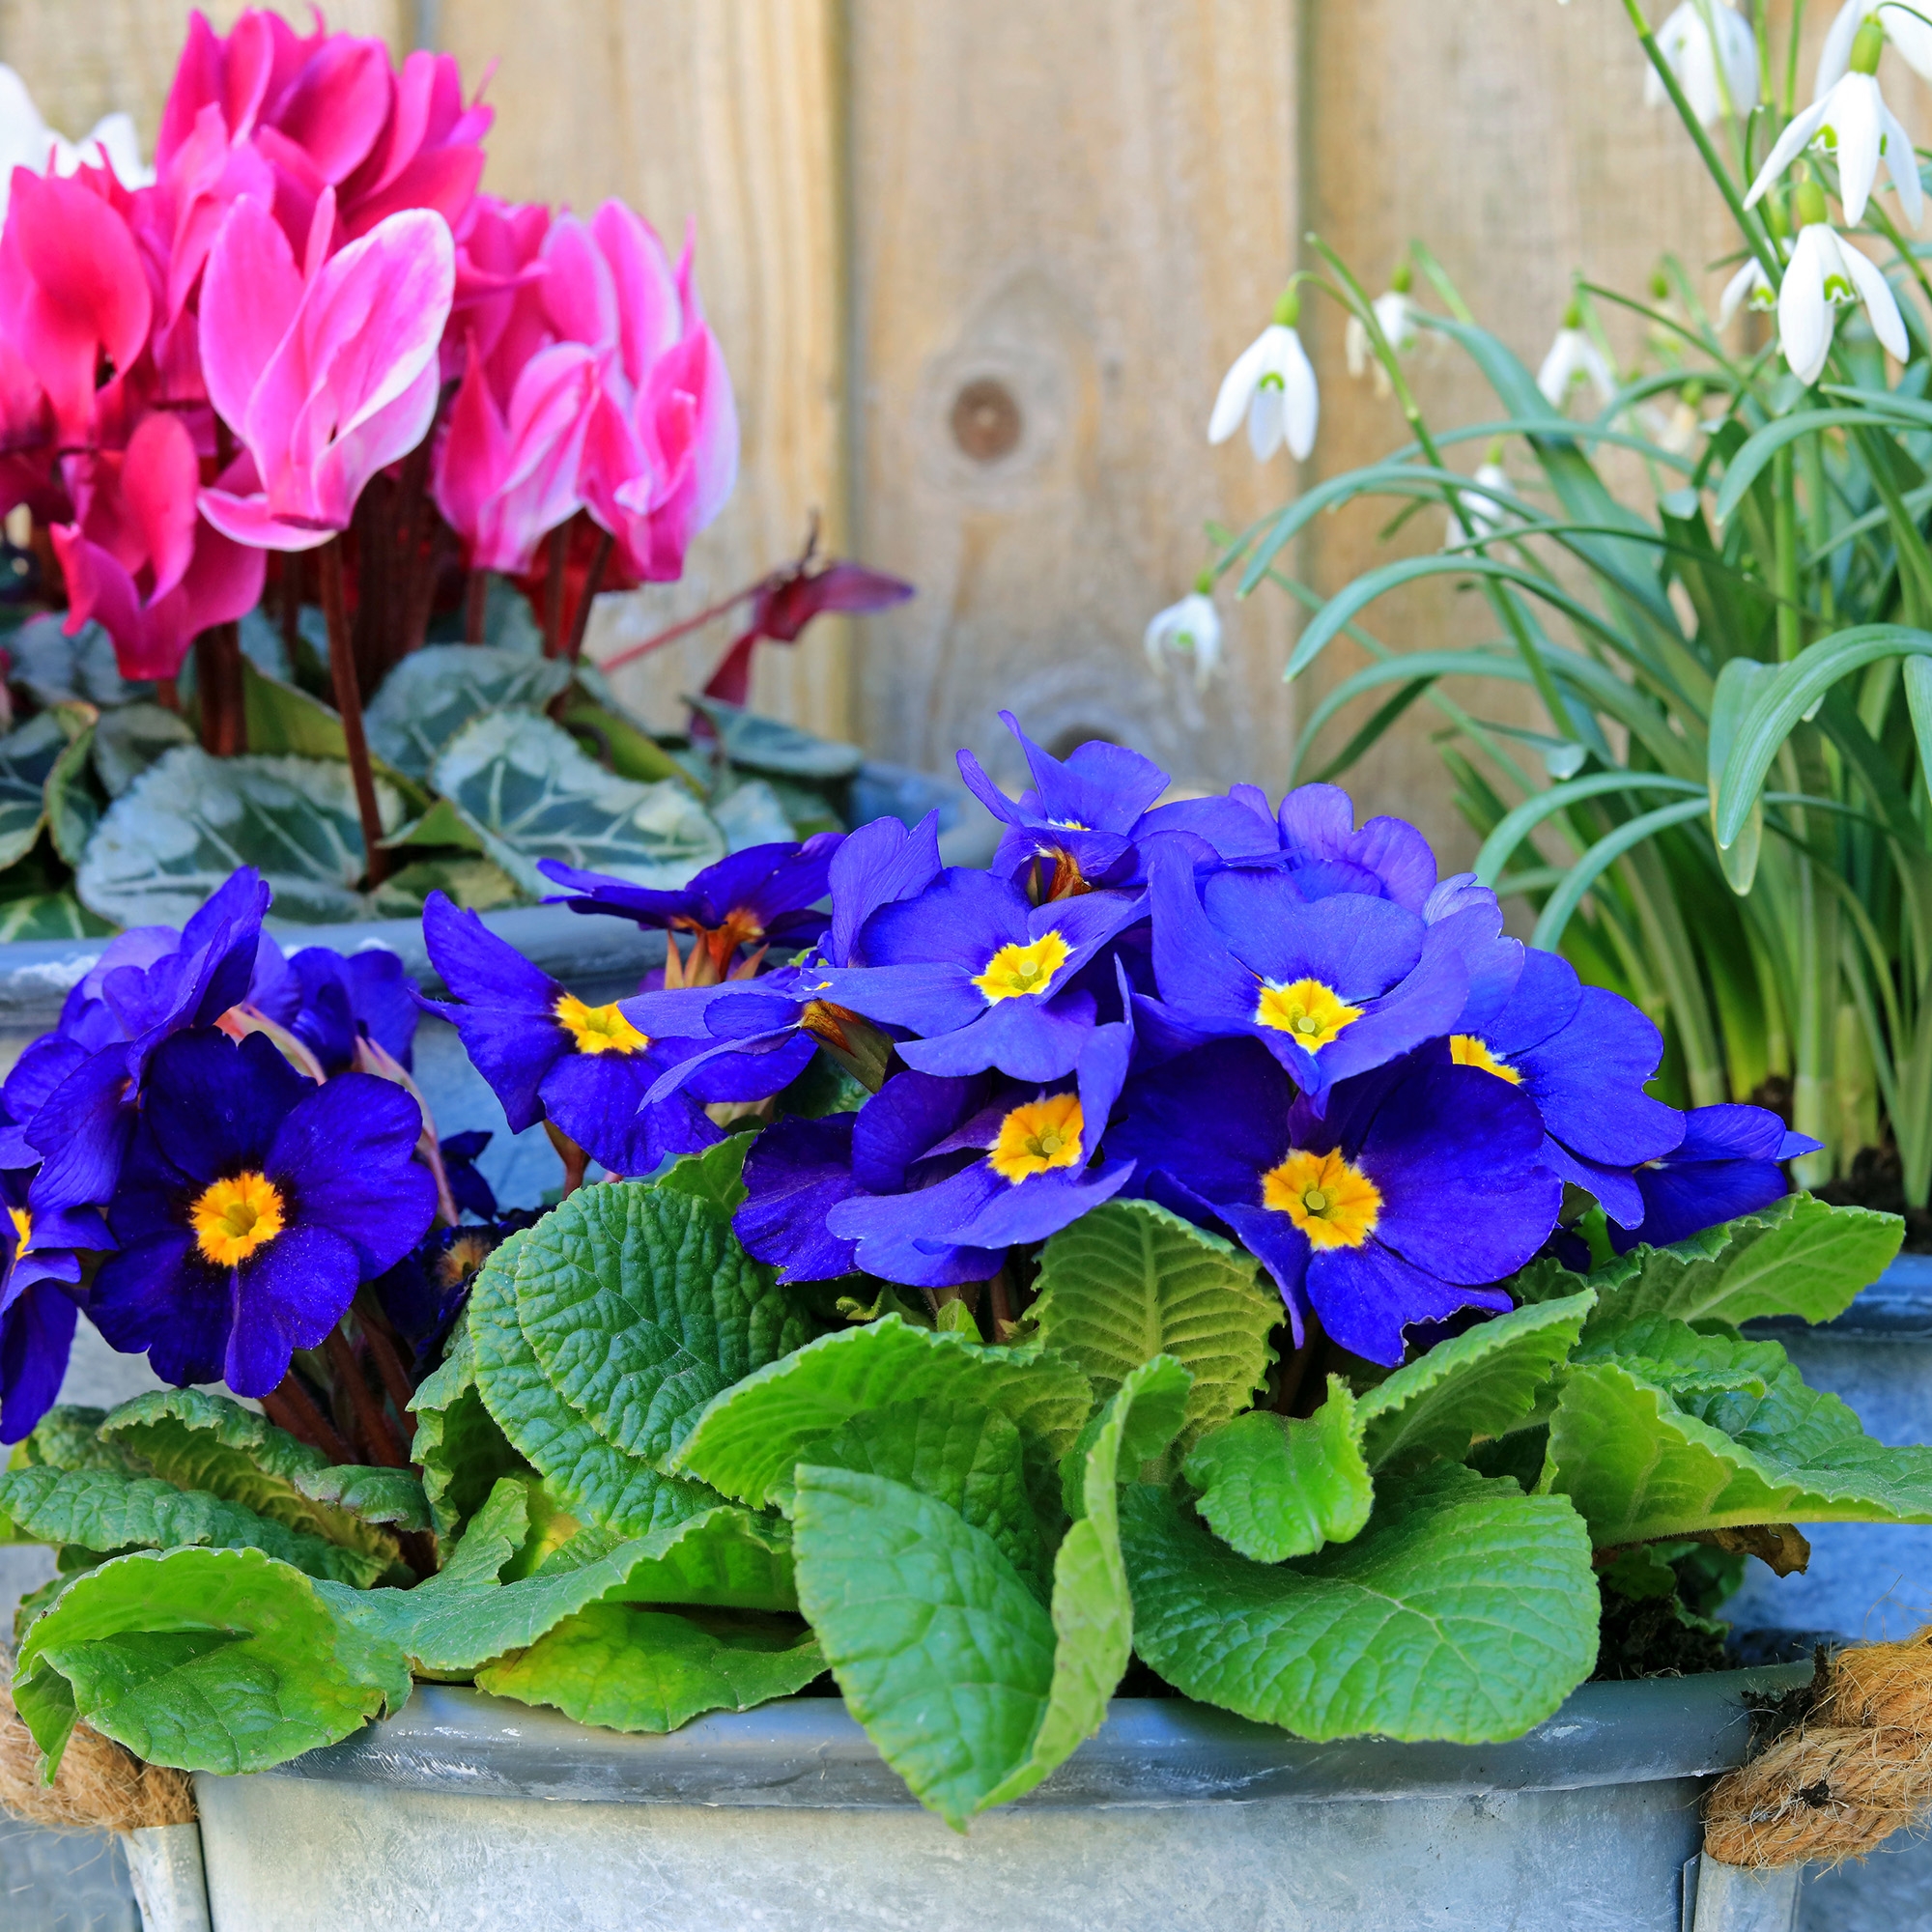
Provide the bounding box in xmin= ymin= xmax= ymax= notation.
xmin=188 ymin=1674 xmax=1814 ymax=1932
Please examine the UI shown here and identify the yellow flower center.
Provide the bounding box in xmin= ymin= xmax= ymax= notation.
xmin=554 ymin=994 xmax=649 ymax=1055
xmin=988 ymin=1093 xmax=1085 ymax=1184
xmin=190 ymin=1171 xmax=287 ymax=1267
xmin=1254 ymin=978 xmax=1363 ymax=1050
xmin=1450 ymin=1034 xmax=1522 ymax=1084
xmin=1262 ymin=1148 xmax=1381 ymax=1250
xmin=8 ymin=1207 xmax=29 ymax=1253
xmin=973 ymin=929 xmax=1072 ymax=1004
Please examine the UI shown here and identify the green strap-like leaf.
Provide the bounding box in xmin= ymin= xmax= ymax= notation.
xmin=1030 ymin=1200 xmax=1275 ymax=1453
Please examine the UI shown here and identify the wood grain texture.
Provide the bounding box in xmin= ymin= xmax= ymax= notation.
xmin=847 ymin=0 xmax=1300 ymax=799
xmin=433 ymin=0 xmax=851 ymax=742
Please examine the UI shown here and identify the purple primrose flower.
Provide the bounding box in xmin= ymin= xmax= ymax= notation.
xmin=0 ymin=1154 xmax=83 ymax=1443
xmin=1609 ymin=1103 xmax=1821 ymax=1252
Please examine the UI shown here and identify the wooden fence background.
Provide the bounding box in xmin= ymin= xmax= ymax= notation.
xmin=0 ymin=1 xmax=1852 ymax=865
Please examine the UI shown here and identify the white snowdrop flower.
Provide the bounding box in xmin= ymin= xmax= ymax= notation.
xmin=1145 ymin=579 xmax=1223 ymax=691
xmin=1817 ymin=0 xmax=1932 ymax=93
xmin=1537 ymin=302 xmax=1617 ymax=412
xmin=1646 ymin=1 xmax=1760 ymax=125
xmin=1345 ymin=266 xmax=1420 ymax=398
xmin=1777 ymin=180 xmax=1910 ymax=383
xmin=1746 ymin=20 xmax=1919 ymax=228
xmin=1445 ymin=450 xmax=1513 ymax=550
xmin=0 ymin=65 xmax=151 ymax=225
xmin=1719 ymin=256 xmax=1779 ymax=325
xmin=1209 ymin=290 xmax=1320 ymax=462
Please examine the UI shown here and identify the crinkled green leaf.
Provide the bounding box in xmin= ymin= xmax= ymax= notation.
xmin=99 ymin=1387 xmax=406 ymax=1566
xmin=0 ymin=1466 xmax=394 ymax=1587
xmin=90 ymin=702 xmax=194 ymax=798
xmin=671 ymin=1314 xmax=1094 ymax=1510
xmin=325 ymin=1475 xmax=796 ymax=1673
xmin=365 ymin=645 xmax=574 ymax=781
xmin=293 ymin=1466 xmax=430 ymax=1532
xmin=655 ymin=1134 xmax=754 ymax=1211
xmin=1548 ymin=1316 xmax=1932 ymax=1545
xmin=75 ymin=747 xmax=400 ymax=927
xmin=1583 ymin=1196 xmax=1903 ymax=1335
xmin=687 ymin=697 xmax=865 ymax=780
xmin=511 ymin=1180 xmax=809 ymax=1469
xmin=1183 ymin=1377 xmax=1373 ymax=1563
xmin=410 ymin=1318 xmax=532 ymax=1539
xmin=433 ymin=709 xmax=724 ymax=896
xmin=14 ymin=1546 xmax=410 ymax=1776
xmin=26 ymin=1407 xmax=140 ymax=1476
xmin=1122 ymin=1464 xmax=1598 ymax=1743
xmin=476 ymin=1605 xmax=823 ymax=1731
xmin=1354 ymin=1292 xmax=1596 ymax=1473
xmin=1030 ymin=1199 xmax=1276 ymax=1452
xmin=0 ymin=712 xmax=69 ymax=867
xmin=469 ymin=1228 xmax=732 ymax=1536
xmin=0 ymin=892 xmax=112 ymax=940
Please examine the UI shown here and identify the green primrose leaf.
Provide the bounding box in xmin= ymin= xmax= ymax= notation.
xmin=1122 ymin=1464 xmax=1598 ymax=1743
xmin=468 ymin=1225 xmax=732 ymax=1537
xmin=26 ymin=1407 xmax=142 ymax=1477
xmin=1354 ymin=1291 xmax=1596 ymax=1472
xmin=99 ymin=1387 xmax=410 ymax=1564
xmin=1030 ymin=1199 xmax=1277 ymax=1452
xmin=1183 ymin=1378 xmax=1374 ymax=1563
xmin=75 ymin=747 xmax=402 ymax=927
xmin=14 ymin=1546 xmax=410 ymax=1777
xmin=655 ymin=1133 xmax=756 ymax=1211
xmin=475 ymin=1604 xmax=824 ymax=1731
xmin=1581 ymin=1196 xmax=1903 ymax=1335
xmin=410 ymin=1316 xmax=533 ymax=1539
xmin=0 ymin=1467 xmax=395 ymax=1587
xmin=1548 ymin=1316 xmax=1932 ymax=1546
xmin=669 ymin=1314 xmax=1094 ymax=1511
xmin=323 ymin=1475 xmax=797 ymax=1675
xmin=364 ymin=644 xmax=574 ymax=781
xmin=432 ymin=709 xmax=724 ymax=897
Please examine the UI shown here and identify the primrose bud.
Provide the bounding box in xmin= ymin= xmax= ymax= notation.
xmin=1794 ymin=179 xmax=1830 ymax=228
xmin=1271 ymin=286 xmax=1301 ymax=328
xmin=1851 ymin=17 xmax=1886 ymax=75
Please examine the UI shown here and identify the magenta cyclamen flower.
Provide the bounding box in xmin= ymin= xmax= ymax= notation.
xmin=197 ymin=189 xmax=455 ymax=551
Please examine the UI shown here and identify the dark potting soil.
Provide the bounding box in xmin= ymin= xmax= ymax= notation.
xmin=1591 ymin=1586 xmax=1732 ymax=1681
xmin=1815 ymin=1143 xmax=1932 ymax=1252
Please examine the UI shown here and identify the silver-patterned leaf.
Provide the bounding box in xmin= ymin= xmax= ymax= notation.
xmin=711 ymin=777 xmax=798 ymax=851
xmin=7 ymin=615 xmax=148 ymax=710
xmin=0 ymin=712 xmax=71 ymax=867
xmin=93 ymin=703 xmax=196 ymax=798
xmin=687 ymin=697 xmax=865 ymax=780
xmin=433 ymin=709 xmax=724 ymax=895
xmin=75 ymin=747 xmax=400 ymax=927
xmin=0 ymin=893 xmax=112 ymax=941
xmin=365 ymin=645 xmax=573 ymax=781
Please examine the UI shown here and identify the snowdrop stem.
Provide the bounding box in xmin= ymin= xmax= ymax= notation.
xmin=318 ymin=538 xmax=391 ymax=891
xmin=1305 ymin=235 xmax=1445 ymax=466
xmin=1782 ymin=0 xmax=1806 ymax=115
xmin=1861 ymin=197 xmax=1932 ymax=330
xmin=1624 ymin=0 xmax=1782 ymax=281
xmin=1774 ymin=445 xmax=1802 ymax=662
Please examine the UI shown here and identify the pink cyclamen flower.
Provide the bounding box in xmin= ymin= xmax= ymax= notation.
xmin=197 ymin=189 xmax=455 ymax=552
xmin=53 ymin=412 xmax=264 ymax=679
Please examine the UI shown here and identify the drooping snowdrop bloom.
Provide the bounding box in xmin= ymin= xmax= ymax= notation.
xmin=1719 ymin=255 xmax=1778 ymax=325
xmin=1776 ymin=180 xmax=1909 ymax=384
xmin=1208 ymin=289 xmax=1319 ymax=462
xmin=1745 ymin=19 xmax=1920 ymax=229
xmin=1444 ymin=451 xmax=1512 ymax=550
xmin=1145 ymin=575 xmax=1223 ymax=689
xmin=1817 ymin=0 xmax=1932 ymax=93
xmin=1345 ymin=264 xmax=1419 ymax=398
xmin=0 ymin=65 xmax=150 ymax=226
xmin=1644 ymin=2 xmax=1759 ymax=125
xmin=1537 ymin=302 xmax=1615 ymax=412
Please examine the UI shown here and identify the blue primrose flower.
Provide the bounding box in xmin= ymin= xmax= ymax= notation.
xmin=418 ymin=894 xmax=723 ymax=1176
xmin=1609 ymin=1104 xmax=1821 ymax=1253
xmin=248 ymin=943 xmax=421 ymax=1077
xmin=1443 ymin=948 xmax=1684 ymax=1227
xmin=5 ymin=868 xmax=272 ymax=1239
xmin=0 ymin=1154 xmax=84 ymax=1443
xmin=90 ymin=1029 xmax=437 ymax=1396
xmin=735 ymin=1010 xmax=1135 ymax=1289
xmin=1106 ymin=1037 xmax=1561 ymax=1363
xmin=1222 ymin=780 xmax=1442 ymax=912
xmin=620 ymin=811 xmax=947 ymax=1107
xmin=1145 ymin=838 xmax=1513 ymax=1109
xmin=955 ymin=710 xmax=1278 ymax=894
xmin=808 ymin=867 xmax=1145 ymax=1081
xmin=538 ymin=835 xmax=844 ymax=984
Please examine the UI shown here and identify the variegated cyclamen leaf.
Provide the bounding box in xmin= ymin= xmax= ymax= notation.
xmin=686 ymin=697 xmax=866 ymax=780
xmin=0 ymin=712 xmax=71 ymax=867
xmin=0 ymin=894 xmax=112 ymax=942
xmin=432 ymin=709 xmax=724 ymax=895
xmin=365 ymin=644 xmax=573 ymax=781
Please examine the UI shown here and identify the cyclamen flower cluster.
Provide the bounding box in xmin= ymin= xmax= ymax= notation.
xmin=434 ymin=715 xmax=1817 ymax=1369
xmin=0 ymin=7 xmax=733 ymax=681
xmin=0 ymin=869 xmax=448 ymax=1439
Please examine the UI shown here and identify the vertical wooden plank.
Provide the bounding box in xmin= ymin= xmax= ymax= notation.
xmin=435 ymin=1 xmax=852 ymax=741
xmin=847 ymin=0 xmax=1299 ymax=797
xmin=0 ymin=2 xmax=408 ymax=146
